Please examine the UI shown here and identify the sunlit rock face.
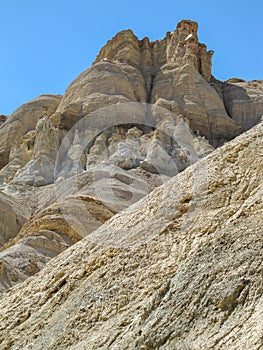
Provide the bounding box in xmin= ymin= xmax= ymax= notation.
xmin=2 ymin=20 xmax=263 ymax=190
xmin=0 ymin=119 xmax=262 ymax=350
xmin=0 ymin=20 xmax=262 ymax=350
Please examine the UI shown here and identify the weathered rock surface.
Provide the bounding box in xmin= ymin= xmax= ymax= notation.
xmin=0 ymin=94 xmax=62 ymax=171
xmin=212 ymin=78 xmax=263 ymax=130
xmin=1 ymin=20 xmax=262 ymax=189
xmin=0 ymin=120 xmax=262 ymax=350
xmin=0 ymin=163 xmax=166 ymax=293
xmin=53 ymin=20 xmax=243 ymax=147
xmin=11 ymin=114 xmax=60 ymax=186
xmin=0 ymin=192 xmax=31 ymax=247
xmin=0 ymin=19 xmax=263 ymax=350
xmin=0 ymin=194 xmax=115 ymax=294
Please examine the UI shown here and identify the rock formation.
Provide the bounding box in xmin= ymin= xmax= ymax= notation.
xmin=211 ymin=78 xmax=263 ymax=130
xmin=0 ymin=192 xmax=31 ymax=247
xmin=0 ymin=119 xmax=262 ymax=350
xmin=1 ymin=20 xmax=263 ymax=189
xmin=0 ymin=193 xmax=115 ymax=294
xmin=0 ymin=19 xmax=262 ymax=349
xmin=0 ymin=94 xmax=62 ymax=178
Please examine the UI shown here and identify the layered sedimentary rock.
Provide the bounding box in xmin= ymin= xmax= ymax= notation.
xmin=54 ymin=20 xmax=241 ymax=147
xmin=0 ymin=19 xmax=263 ymax=349
xmin=1 ymin=20 xmax=262 ymax=190
xmin=0 ymin=192 xmax=31 ymax=247
xmin=0 ymin=163 xmax=167 ymax=293
xmin=0 ymin=18 xmax=262 ymax=294
xmin=212 ymin=78 xmax=263 ymax=130
xmin=0 ymin=120 xmax=261 ymax=350
xmin=0 ymin=193 xmax=115 ymax=294
xmin=0 ymin=95 xmax=62 ymax=175
xmin=11 ymin=113 xmax=59 ymax=186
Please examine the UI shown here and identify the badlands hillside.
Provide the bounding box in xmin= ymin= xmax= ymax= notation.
xmin=0 ymin=20 xmax=262 ymax=349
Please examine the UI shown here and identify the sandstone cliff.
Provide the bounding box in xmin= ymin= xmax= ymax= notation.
xmin=1 ymin=20 xmax=262 ymax=190
xmin=0 ymin=19 xmax=262 ymax=349
xmin=0 ymin=119 xmax=262 ymax=350
xmin=0 ymin=192 xmax=31 ymax=247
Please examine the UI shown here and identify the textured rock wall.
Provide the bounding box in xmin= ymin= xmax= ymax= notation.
xmin=0 ymin=95 xmax=61 ymax=170
xmin=0 ymin=192 xmax=31 ymax=247
xmin=0 ymin=194 xmax=115 ymax=294
xmin=212 ymin=78 xmax=263 ymax=130
xmin=95 ymin=20 xmax=213 ymax=81
xmin=0 ymin=163 xmax=167 ymax=293
xmin=1 ymin=20 xmax=262 ymax=190
xmin=0 ymin=121 xmax=261 ymax=350
xmin=0 ymin=19 xmax=263 ymax=349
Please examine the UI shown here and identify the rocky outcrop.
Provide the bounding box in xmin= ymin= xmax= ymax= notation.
xmin=0 ymin=19 xmax=262 ymax=297
xmin=53 ymin=20 xmax=241 ymax=147
xmin=212 ymin=78 xmax=263 ymax=130
xmin=0 ymin=163 xmax=166 ymax=293
xmin=0 ymin=192 xmax=31 ymax=247
xmin=0 ymin=95 xmax=62 ymax=170
xmin=0 ymin=20 xmax=263 ymax=349
xmin=58 ymin=110 xmax=214 ymax=179
xmin=1 ymin=21 xmax=262 ymax=190
xmin=95 ymin=20 xmax=213 ymax=81
xmin=0 ymin=120 xmax=261 ymax=350
xmin=12 ymin=114 xmax=59 ymax=186
xmin=0 ymin=194 xmax=115 ymax=294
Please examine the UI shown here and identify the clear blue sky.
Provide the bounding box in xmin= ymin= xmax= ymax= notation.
xmin=1 ymin=0 xmax=263 ymax=115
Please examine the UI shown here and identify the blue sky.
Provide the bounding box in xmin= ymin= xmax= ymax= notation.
xmin=1 ymin=0 xmax=263 ymax=115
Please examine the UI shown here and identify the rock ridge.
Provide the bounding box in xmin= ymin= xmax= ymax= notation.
xmin=95 ymin=20 xmax=213 ymax=82
xmin=0 ymin=120 xmax=261 ymax=349
xmin=0 ymin=21 xmax=262 ymax=348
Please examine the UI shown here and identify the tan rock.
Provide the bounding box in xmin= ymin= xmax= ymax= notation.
xmin=0 ymin=121 xmax=261 ymax=350
xmin=0 ymin=20 xmax=262 ymax=349
xmin=0 ymin=192 xmax=31 ymax=247
xmin=51 ymin=19 xmax=247 ymax=150
xmin=55 ymin=163 xmax=158 ymax=212
xmin=0 ymin=95 xmax=62 ymax=170
xmin=54 ymin=61 xmax=145 ymax=128
xmin=0 ymin=194 xmax=115 ymax=294
xmin=0 ymin=163 xmax=164 ymax=293
xmin=151 ymin=63 xmax=241 ymax=146
xmin=95 ymin=20 xmax=213 ymax=81
xmin=12 ymin=115 xmax=59 ymax=186
xmin=0 ymin=130 xmax=36 ymax=184
xmin=213 ymin=78 xmax=263 ymax=130
xmin=6 ymin=20 xmax=260 ymax=190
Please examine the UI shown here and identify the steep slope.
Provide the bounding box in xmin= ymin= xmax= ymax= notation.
xmin=0 ymin=121 xmax=262 ymax=350
xmin=0 ymin=194 xmax=115 ymax=294
xmin=0 ymin=107 xmax=214 ymax=293
xmin=0 ymin=19 xmax=263 ymax=349
xmin=0 ymin=164 xmax=161 ymax=293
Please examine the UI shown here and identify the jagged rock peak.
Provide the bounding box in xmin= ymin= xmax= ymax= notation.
xmin=95 ymin=19 xmax=213 ymax=81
